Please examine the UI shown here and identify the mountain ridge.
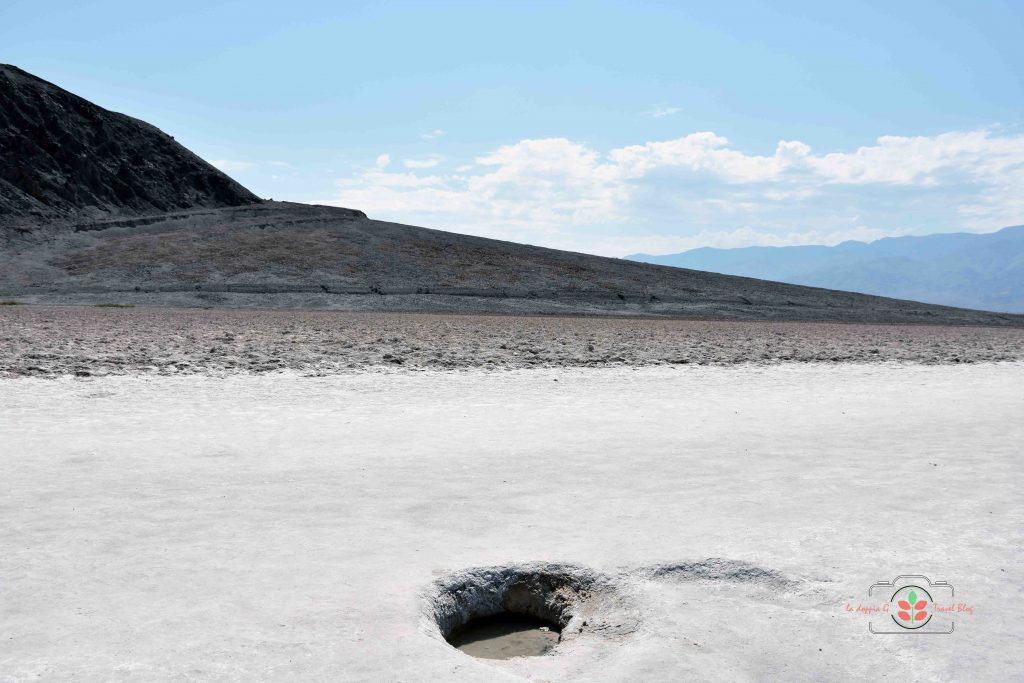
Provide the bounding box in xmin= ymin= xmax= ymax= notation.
xmin=628 ymin=226 xmax=1024 ymax=313
xmin=0 ymin=63 xmax=260 ymax=231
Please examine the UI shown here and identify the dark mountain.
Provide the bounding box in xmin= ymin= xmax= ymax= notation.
xmin=0 ymin=64 xmax=259 ymax=231
xmin=627 ymin=227 xmax=1024 ymax=313
xmin=0 ymin=65 xmax=1020 ymax=326
xmin=3 ymin=200 xmax=1019 ymax=325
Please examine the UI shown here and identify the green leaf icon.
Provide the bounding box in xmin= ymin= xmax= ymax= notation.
xmin=908 ymin=591 xmax=917 ymax=604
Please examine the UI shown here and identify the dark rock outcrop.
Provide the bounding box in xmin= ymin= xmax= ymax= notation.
xmin=0 ymin=64 xmax=260 ymax=231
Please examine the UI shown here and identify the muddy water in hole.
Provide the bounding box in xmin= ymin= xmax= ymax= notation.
xmin=449 ymin=614 xmax=561 ymax=659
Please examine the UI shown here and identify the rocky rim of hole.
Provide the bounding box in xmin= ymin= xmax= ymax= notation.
xmin=425 ymin=558 xmax=803 ymax=656
xmin=425 ymin=562 xmax=640 ymax=649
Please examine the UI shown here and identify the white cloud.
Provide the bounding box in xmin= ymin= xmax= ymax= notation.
xmin=807 ymin=131 xmax=1024 ymax=185
xmin=649 ymin=105 xmax=681 ymax=118
xmin=326 ymin=139 xmax=626 ymax=243
xmin=610 ymin=132 xmax=786 ymax=182
xmin=316 ymin=128 xmax=1024 ymax=256
xmin=403 ymin=156 xmax=444 ymax=169
xmin=420 ymin=129 xmax=447 ymax=140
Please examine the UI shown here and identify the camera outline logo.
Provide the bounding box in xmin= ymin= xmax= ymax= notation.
xmin=868 ymin=575 xmax=955 ymax=635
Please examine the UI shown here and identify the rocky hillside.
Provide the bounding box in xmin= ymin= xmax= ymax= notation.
xmin=3 ymin=201 xmax=1022 ymax=325
xmin=0 ymin=64 xmax=259 ymax=232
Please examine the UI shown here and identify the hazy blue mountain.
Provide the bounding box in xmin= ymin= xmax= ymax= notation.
xmin=627 ymin=226 xmax=1024 ymax=313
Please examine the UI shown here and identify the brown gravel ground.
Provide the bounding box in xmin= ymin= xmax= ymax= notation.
xmin=1 ymin=305 xmax=1022 ymax=378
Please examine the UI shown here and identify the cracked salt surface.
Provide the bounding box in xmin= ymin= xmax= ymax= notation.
xmin=2 ymin=363 xmax=1022 ymax=680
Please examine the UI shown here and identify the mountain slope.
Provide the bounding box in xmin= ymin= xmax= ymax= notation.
xmin=628 ymin=226 xmax=1024 ymax=313
xmin=2 ymin=201 xmax=1021 ymax=325
xmin=0 ymin=64 xmax=259 ymax=231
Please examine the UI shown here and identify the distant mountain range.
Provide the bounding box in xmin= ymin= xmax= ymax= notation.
xmin=628 ymin=226 xmax=1024 ymax=313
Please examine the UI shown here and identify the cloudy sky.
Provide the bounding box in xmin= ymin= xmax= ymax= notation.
xmin=4 ymin=0 xmax=1022 ymax=256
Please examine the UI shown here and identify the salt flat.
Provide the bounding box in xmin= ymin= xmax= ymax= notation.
xmin=2 ymin=363 xmax=1022 ymax=681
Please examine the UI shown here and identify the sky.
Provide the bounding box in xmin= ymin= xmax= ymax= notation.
xmin=3 ymin=0 xmax=1023 ymax=256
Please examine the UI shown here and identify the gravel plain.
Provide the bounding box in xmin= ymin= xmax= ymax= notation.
xmin=1 ymin=305 xmax=1023 ymax=378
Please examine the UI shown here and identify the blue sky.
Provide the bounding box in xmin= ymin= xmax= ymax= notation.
xmin=3 ymin=0 xmax=1023 ymax=255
